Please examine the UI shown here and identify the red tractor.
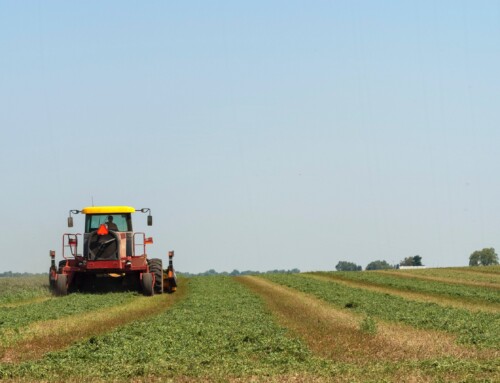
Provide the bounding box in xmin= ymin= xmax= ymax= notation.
xmin=49 ymin=206 xmax=177 ymax=296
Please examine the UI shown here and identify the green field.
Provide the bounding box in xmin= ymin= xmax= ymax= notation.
xmin=0 ymin=267 xmax=499 ymax=382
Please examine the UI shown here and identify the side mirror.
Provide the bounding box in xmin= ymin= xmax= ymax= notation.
xmin=68 ymin=217 xmax=74 ymax=228
xmin=147 ymin=215 xmax=153 ymax=226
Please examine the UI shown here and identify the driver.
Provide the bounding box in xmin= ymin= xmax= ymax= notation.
xmin=106 ymin=215 xmax=119 ymax=231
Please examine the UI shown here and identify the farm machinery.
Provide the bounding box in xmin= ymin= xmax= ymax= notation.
xmin=49 ymin=206 xmax=177 ymax=296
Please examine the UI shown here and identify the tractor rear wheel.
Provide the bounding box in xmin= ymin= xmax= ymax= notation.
xmin=149 ymin=258 xmax=163 ymax=294
xmin=56 ymin=274 xmax=68 ymax=296
xmin=49 ymin=271 xmax=56 ymax=290
xmin=141 ymin=273 xmax=154 ymax=296
xmin=58 ymin=260 xmax=67 ymax=272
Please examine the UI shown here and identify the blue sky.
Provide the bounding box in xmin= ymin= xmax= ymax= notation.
xmin=1 ymin=1 xmax=500 ymax=273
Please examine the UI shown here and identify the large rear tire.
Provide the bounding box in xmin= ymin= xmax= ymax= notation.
xmin=149 ymin=258 xmax=163 ymax=294
xmin=141 ymin=273 xmax=154 ymax=296
xmin=56 ymin=274 xmax=68 ymax=296
xmin=58 ymin=260 xmax=67 ymax=272
xmin=49 ymin=270 xmax=56 ymax=290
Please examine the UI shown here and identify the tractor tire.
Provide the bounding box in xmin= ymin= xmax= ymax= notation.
xmin=141 ymin=273 xmax=154 ymax=296
xmin=58 ymin=260 xmax=67 ymax=272
xmin=148 ymin=258 xmax=163 ymax=294
xmin=49 ymin=271 xmax=56 ymax=290
xmin=55 ymin=274 xmax=68 ymax=296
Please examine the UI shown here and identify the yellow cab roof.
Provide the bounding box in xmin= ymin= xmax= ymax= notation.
xmin=82 ymin=206 xmax=136 ymax=214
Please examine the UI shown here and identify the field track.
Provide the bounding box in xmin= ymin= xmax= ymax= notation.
xmin=0 ymin=268 xmax=499 ymax=382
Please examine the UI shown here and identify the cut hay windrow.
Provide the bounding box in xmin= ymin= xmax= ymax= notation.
xmin=384 ymin=266 xmax=500 ymax=286
xmin=1 ymin=281 xmax=186 ymax=363
xmin=237 ymin=276 xmax=493 ymax=363
xmin=372 ymin=269 xmax=500 ymax=292
xmin=261 ymin=273 xmax=500 ymax=348
xmin=0 ymin=291 xmax=139 ymax=353
xmin=308 ymin=273 xmax=500 ymax=313
xmin=314 ymin=270 xmax=500 ymax=303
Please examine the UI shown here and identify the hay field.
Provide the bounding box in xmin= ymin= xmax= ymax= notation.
xmin=0 ymin=267 xmax=498 ymax=382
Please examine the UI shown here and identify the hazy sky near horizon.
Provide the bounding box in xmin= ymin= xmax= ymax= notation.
xmin=1 ymin=1 xmax=500 ymax=273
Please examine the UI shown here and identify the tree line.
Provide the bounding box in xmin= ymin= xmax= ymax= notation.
xmin=0 ymin=271 xmax=46 ymax=277
xmin=178 ymin=268 xmax=301 ymax=277
xmin=336 ymin=247 xmax=499 ymax=272
xmin=3 ymin=248 xmax=498 ymax=277
xmin=335 ymin=255 xmax=423 ymax=271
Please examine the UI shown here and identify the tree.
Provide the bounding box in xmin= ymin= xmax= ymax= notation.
xmin=335 ymin=261 xmax=362 ymax=271
xmin=400 ymin=256 xmax=423 ymax=267
xmin=400 ymin=257 xmax=413 ymax=266
xmin=413 ymin=255 xmax=422 ymax=266
xmin=366 ymin=260 xmax=393 ymax=270
xmin=469 ymin=248 xmax=499 ymax=266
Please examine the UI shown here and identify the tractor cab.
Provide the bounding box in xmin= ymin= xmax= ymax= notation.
xmin=85 ymin=212 xmax=133 ymax=233
xmin=67 ymin=206 xmax=152 ymax=261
